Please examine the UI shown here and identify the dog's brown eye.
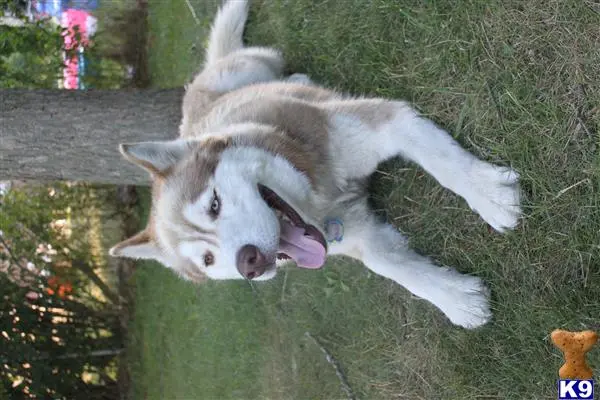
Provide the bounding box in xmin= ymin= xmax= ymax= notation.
xmin=204 ymin=252 xmax=214 ymax=267
xmin=210 ymin=191 xmax=220 ymax=216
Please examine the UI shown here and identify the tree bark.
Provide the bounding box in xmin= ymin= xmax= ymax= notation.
xmin=1 ymin=88 xmax=185 ymax=185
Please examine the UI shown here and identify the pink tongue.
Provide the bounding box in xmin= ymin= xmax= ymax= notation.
xmin=279 ymin=221 xmax=326 ymax=269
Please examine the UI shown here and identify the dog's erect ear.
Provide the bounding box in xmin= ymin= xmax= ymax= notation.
xmin=119 ymin=140 xmax=192 ymax=175
xmin=109 ymin=230 xmax=162 ymax=260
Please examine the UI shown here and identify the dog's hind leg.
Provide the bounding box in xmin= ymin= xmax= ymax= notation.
xmin=197 ymin=47 xmax=285 ymax=93
xmin=332 ymin=214 xmax=492 ymax=329
xmin=324 ymin=99 xmax=521 ymax=233
xmin=190 ymin=0 xmax=284 ymax=92
xmin=181 ymin=0 xmax=284 ymax=135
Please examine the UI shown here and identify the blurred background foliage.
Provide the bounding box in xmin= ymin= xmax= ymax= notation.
xmin=1 ymin=0 xmax=147 ymax=397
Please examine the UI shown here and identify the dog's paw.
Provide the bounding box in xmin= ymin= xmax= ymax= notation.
xmin=438 ymin=274 xmax=492 ymax=329
xmin=286 ymin=73 xmax=312 ymax=85
xmin=464 ymin=162 xmax=521 ymax=233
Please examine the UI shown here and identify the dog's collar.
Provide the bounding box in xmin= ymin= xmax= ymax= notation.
xmin=324 ymin=218 xmax=344 ymax=243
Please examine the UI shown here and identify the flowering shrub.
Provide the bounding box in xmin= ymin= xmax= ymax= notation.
xmin=1 ymin=183 xmax=122 ymax=399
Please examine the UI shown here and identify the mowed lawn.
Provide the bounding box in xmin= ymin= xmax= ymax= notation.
xmin=128 ymin=0 xmax=600 ymax=399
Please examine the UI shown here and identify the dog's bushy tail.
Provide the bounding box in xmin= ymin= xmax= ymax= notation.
xmin=205 ymin=0 xmax=249 ymax=66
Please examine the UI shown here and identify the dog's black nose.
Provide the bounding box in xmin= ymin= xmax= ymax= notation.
xmin=236 ymin=245 xmax=268 ymax=279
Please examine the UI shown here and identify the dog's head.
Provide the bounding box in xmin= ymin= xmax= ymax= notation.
xmin=110 ymin=134 xmax=328 ymax=282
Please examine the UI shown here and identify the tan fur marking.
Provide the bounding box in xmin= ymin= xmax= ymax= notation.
xmin=200 ymin=96 xmax=331 ymax=185
xmin=119 ymin=144 xmax=163 ymax=176
xmin=110 ymin=229 xmax=152 ymax=253
xmin=150 ymin=139 xmax=227 ymax=264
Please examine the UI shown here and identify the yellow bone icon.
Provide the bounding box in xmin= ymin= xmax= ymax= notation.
xmin=551 ymin=329 xmax=597 ymax=379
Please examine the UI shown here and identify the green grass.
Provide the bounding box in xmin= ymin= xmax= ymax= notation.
xmin=129 ymin=0 xmax=600 ymax=398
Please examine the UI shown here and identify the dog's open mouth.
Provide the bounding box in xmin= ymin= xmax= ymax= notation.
xmin=258 ymin=184 xmax=327 ymax=269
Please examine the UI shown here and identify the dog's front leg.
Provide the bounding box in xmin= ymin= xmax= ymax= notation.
xmin=341 ymin=220 xmax=492 ymax=329
xmin=325 ymin=99 xmax=521 ymax=232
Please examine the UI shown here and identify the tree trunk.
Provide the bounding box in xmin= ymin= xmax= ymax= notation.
xmin=1 ymin=88 xmax=185 ymax=185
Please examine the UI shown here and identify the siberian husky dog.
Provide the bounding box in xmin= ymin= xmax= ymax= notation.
xmin=110 ymin=0 xmax=521 ymax=328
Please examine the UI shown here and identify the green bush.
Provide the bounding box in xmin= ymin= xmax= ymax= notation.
xmin=1 ymin=183 xmax=122 ymax=399
xmin=0 ymin=6 xmax=140 ymax=90
xmin=81 ymin=45 xmax=130 ymax=89
xmin=0 ymin=18 xmax=65 ymax=88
